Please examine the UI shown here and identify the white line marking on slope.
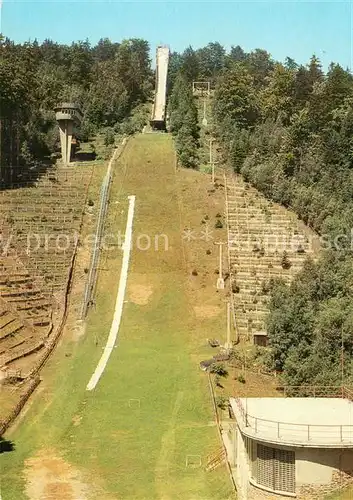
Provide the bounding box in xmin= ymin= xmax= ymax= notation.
xmin=86 ymin=194 xmax=136 ymax=391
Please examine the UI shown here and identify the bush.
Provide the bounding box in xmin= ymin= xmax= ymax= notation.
xmin=191 ymin=269 xmax=198 ymax=276
xmin=87 ymin=199 xmax=94 ymax=207
xmin=237 ymin=374 xmax=246 ymax=384
xmin=215 ymin=396 xmax=228 ymax=410
xmin=206 ymin=249 xmax=211 ymax=255
xmin=79 ymin=121 xmax=97 ymax=142
xmin=215 ymin=219 xmax=223 ymax=229
xmin=261 ymin=280 xmax=271 ymax=294
xmin=104 ymin=127 xmax=115 ymax=146
xmin=281 ymin=251 xmax=292 ymax=269
xmin=210 ymin=363 xmax=228 ymax=377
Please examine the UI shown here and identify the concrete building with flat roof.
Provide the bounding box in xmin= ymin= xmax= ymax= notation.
xmin=226 ymin=396 xmax=353 ymax=499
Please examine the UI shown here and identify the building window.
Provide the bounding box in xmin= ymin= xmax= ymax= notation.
xmin=253 ymin=443 xmax=295 ymax=494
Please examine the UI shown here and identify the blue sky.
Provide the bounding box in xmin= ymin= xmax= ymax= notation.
xmin=1 ymin=1 xmax=352 ymax=69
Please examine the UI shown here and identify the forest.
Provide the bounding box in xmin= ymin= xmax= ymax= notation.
xmin=0 ymin=36 xmax=153 ymax=186
xmin=168 ymin=43 xmax=353 ymax=387
xmin=2 ymin=36 xmax=353 ymax=387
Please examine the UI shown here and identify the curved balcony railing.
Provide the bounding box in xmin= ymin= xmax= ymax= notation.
xmin=234 ymin=391 xmax=353 ymax=446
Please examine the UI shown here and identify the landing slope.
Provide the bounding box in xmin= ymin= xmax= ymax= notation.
xmin=1 ymin=134 xmax=232 ymax=500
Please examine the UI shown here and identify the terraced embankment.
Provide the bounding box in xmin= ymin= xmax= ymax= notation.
xmin=0 ymin=163 xmax=92 ymax=430
xmin=225 ymin=173 xmax=320 ymax=341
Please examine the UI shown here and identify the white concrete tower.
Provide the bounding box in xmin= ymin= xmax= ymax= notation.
xmin=54 ymin=103 xmax=82 ymax=165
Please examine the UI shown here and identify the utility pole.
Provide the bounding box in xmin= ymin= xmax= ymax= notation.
xmin=202 ymin=98 xmax=208 ymax=127
xmin=225 ymin=300 xmax=232 ymax=350
xmin=341 ymin=325 xmax=344 ymax=390
xmin=214 ymin=241 xmax=225 ymax=289
xmin=209 ymin=137 xmax=215 ymax=184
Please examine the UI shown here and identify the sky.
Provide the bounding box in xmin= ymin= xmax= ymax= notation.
xmin=1 ymin=0 xmax=352 ymax=70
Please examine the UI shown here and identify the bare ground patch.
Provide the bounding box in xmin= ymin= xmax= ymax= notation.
xmin=128 ymin=281 xmax=154 ymax=305
xmin=193 ymin=305 xmax=221 ymax=319
xmin=25 ymin=449 xmax=88 ymax=500
xmin=71 ymin=321 xmax=87 ymax=342
xmin=72 ymin=414 xmax=82 ymax=427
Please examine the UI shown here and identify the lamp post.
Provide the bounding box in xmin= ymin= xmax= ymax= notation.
xmin=214 ymin=241 xmax=225 ymax=290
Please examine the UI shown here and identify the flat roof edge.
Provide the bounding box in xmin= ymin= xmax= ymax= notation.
xmin=238 ymin=426 xmax=353 ymax=449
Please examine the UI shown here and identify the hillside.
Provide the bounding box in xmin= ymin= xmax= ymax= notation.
xmin=167 ymin=43 xmax=353 ymax=388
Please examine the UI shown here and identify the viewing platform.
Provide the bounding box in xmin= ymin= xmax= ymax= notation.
xmin=54 ymin=102 xmax=82 ymax=165
xmin=54 ymin=102 xmax=83 ymax=123
xmin=230 ymin=396 xmax=353 ymax=448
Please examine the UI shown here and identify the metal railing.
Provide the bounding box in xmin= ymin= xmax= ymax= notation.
xmin=81 ymin=138 xmax=127 ymax=319
xmin=234 ymin=396 xmax=353 ymax=444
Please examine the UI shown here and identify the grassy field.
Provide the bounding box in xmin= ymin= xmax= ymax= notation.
xmin=1 ymin=134 xmax=233 ymax=500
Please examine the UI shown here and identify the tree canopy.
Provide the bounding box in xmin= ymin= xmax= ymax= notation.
xmin=167 ymin=42 xmax=353 ymax=386
xmin=0 ymin=36 xmax=153 ymax=186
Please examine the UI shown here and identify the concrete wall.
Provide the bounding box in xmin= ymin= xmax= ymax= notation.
xmin=296 ymin=448 xmax=353 ymax=485
xmin=235 ymin=427 xmax=251 ymax=499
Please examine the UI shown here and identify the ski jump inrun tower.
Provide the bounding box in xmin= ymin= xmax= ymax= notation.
xmin=150 ymin=45 xmax=170 ymax=131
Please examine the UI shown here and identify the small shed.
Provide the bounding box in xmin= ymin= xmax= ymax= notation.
xmin=253 ymin=330 xmax=268 ymax=347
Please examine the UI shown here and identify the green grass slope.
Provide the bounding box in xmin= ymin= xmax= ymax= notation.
xmin=1 ymin=134 xmax=233 ymax=500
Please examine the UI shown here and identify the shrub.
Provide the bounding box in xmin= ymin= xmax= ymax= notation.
xmin=206 ymin=249 xmax=211 ymax=255
xmin=104 ymin=127 xmax=115 ymax=146
xmin=215 ymin=396 xmax=228 ymax=410
xmin=79 ymin=121 xmax=97 ymax=142
xmin=237 ymin=374 xmax=246 ymax=384
xmin=261 ymin=280 xmax=271 ymax=294
xmin=210 ymin=363 xmax=229 ymax=377
xmin=191 ymin=269 xmax=198 ymax=276
xmin=215 ymin=219 xmax=223 ymax=229
xmin=281 ymin=251 xmax=292 ymax=269
xmin=87 ymin=199 xmax=94 ymax=207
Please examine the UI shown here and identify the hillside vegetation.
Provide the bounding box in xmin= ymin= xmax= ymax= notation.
xmin=0 ymin=36 xmax=152 ymax=186
xmin=168 ymin=43 xmax=353 ymax=387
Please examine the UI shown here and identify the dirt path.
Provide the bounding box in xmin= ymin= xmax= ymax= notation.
xmin=24 ymin=449 xmax=88 ymax=500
